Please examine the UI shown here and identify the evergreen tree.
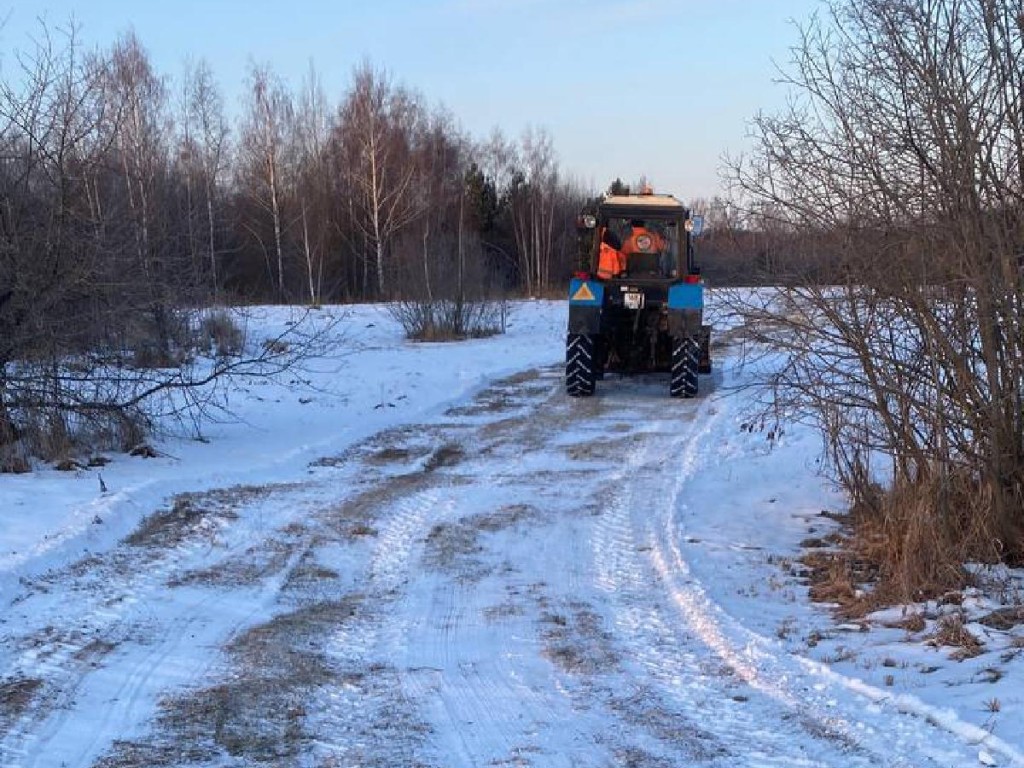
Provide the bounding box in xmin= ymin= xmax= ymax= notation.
xmin=608 ymin=177 xmax=630 ymax=196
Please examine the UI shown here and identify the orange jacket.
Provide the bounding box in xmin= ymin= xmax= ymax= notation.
xmin=621 ymin=226 xmax=666 ymax=255
xmin=597 ymin=241 xmax=626 ymax=279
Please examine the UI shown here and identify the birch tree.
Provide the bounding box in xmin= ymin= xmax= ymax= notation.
xmin=336 ymin=63 xmax=421 ymax=297
xmin=179 ymin=58 xmax=229 ymax=299
xmin=292 ymin=63 xmax=331 ymax=306
xmin=106 ymin=32 xmax=181 ymax=356
xmin=508 ymin=127 xmax=558 ymax=296
xmin=239 ymin=63 xmax=292 ymax=299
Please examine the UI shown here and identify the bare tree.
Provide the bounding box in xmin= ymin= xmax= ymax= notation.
xmin=292 ymin=62 xmax=332 ymax=306
xmin=507 ymin=128 xmax=559 ymax=296
xmin=104 ymin=32 xmax=189 ymax=357
xmin=179 ymin=57 xmax=229 ymax=300
xmin=728 ymin=0 xmax=1024 ymax=596
xmin=238 ymin=63 xmax=293 ymax=299
xmin=336 ymin=62 xmax=422 ymax=297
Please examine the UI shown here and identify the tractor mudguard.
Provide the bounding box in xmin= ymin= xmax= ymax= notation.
xmin=668 ymin=282 xmax=702 ymax=310
xmin=668 ymin=309 xmax=703 ymax=338
xmin=568 ymin=278 xmax=604 ymax=335
xmin=667 ymin=282 xmax=703 ymax=338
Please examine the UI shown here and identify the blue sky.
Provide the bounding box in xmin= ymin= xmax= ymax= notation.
xmin=2 ymin=0 xmax=823 ymax=199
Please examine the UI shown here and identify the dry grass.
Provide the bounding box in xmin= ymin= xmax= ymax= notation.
xmin=125 ymin=485 xmax=281 ymax=548
xmin=843 ymin=467 xmax=1023 ymax=610
xmin=367 ymin=447 xmax=419 ymax=464
xmin=0 ymin=676 xmax=43 ymax=722
xmin=799 ymin=547 xmax=881 ymax=619
xmin=797 ymin=468 xmax=1015 ymax=618
xmin=97 ymin=599 xmax=361 ymax=767
xmin=473 ymin=504 xmax=537 ymax=532
xmin=424 ymin=520 xmax=484 ymax=569
xmin=540 ymin=603 xmax=619 ymax=676
xmin=197 ymin=310 xmax=244 ymax=357
xmin=928 ymin=614 xmax=984 ymax=659
xmin=893 ymin=612 xmax=927 ymax=634
xmin=423 ymin=505 xmax=537 ymax=582
xmin=423 ymin=442 xmax=464 ymax=472
xmin=0 ymin=446 xmax=31 ymax=473
xmin=978 ymin=606 xmax=1024 ymax=631
xmin=171 ymin=540 xmax=294 ymax=589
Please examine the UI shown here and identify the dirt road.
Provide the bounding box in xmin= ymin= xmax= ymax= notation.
xmin=0 ymin=364 xmax=1001 ymax=767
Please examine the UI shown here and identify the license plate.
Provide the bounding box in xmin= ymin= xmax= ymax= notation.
xmin=624 ymin=291 xmax=645 ymax=310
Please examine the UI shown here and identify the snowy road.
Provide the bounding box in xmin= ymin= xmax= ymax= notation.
xmin=1 ymin=325 xmax=1021 ymax=766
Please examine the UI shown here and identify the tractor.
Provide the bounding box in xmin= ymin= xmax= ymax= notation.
xmin=565 ymin=190 xmax=710 ymax=397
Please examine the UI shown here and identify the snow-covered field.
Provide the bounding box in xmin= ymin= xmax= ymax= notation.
xmin=1 ymin=297 xmax=1022 ymax=767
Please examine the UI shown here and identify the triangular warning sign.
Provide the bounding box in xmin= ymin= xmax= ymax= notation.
xmin=572 ymin=283 xmax=595 ymax=301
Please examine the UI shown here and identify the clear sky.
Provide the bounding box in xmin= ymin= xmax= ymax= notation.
xmin=1 ymin=0 xmax=823 ymax=199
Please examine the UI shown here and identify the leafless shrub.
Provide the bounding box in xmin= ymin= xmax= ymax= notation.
xmin=0 ymin=449 xmax=31 ymax=474
xmin=389 ymin=228 xmax=510 ymax=340
xmin=728 ymin=0 xmax=1024 ymax=603
xmin=261 ymin=338 xmax=290 ymax=354
xmin=929 ymin=614 xmax=984 ymax=659
xmin=196 ymin=310 xmax=245 ymax=357
xmin=389 ymin=296 xmax=507 ymax=341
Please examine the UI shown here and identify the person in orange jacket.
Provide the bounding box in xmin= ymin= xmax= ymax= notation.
xmin=596 ymin=227 xmax=626 ymax=279
xmin=621 ymin=219 xmax=667 ymax=256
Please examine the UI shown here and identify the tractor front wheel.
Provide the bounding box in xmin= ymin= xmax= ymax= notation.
xmin=566 ymin=333 xmax=597 ymax=397
xmin=670 ymin=335 xmax=698 ymax=398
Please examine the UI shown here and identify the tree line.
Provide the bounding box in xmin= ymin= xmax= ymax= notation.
xmin=0 ymin=23 xmax=589 ymax=312
xmin=0 ymin=23 xmax=588 ymax=467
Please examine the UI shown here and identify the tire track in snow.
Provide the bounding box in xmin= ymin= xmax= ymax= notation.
xmin=358 ymin=374 xmax=595 ymax=767
xmin=390 ymin=434 xmax=574 ymax=765
xmin=633 ymin=385 xmax=1012 ymax=766
xmin=590 ymin=393 xmax=891 ymax=766
xmin=0 ymin=487 xmax=316 ymax=768
xmin=309 ymin=485 xmax=450 ymax=764
xmin=399 ymin=577 xmax=558 ymax=767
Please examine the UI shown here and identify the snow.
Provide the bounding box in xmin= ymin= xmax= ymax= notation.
xmin=1 ymin=295 xmax=1023 ymax=767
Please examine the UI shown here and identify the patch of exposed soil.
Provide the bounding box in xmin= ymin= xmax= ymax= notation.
xmin=540 ymin=601 xmax=619 ymax=676
xmin=978 ymin=606 xmax=1024 ymax=631
xmin=423 ymin=442 xmax=464 ymax=472
xmin=125 ymin=484 xmax=289 ymax=549
xmin=0 ymin=676 xmax=43 ymax=723
xmin=423 ymin=505 xmax=539 ymax=583
xmin=169 ymin=538 xmax=295 ymax=589
xmin=97 ymin=599 xmax=360 ymax=767
xmin=608 ymin=687 xmax=727 ymax=763
xmin=423 ymin=520 xmax=486 ymax=581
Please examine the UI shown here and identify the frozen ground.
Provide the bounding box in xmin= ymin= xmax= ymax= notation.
xmin=0 ymin=297 xmax=1022 ymax=767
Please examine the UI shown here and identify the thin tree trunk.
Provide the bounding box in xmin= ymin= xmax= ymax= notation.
xmin=206 ymin=180 xmax=218 ymax=300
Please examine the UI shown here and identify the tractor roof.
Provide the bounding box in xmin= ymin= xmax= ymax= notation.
xmin=601 ymin=194 xmax=685 ymax=209
xmin=598 ymin=193 xmax=688 ymax=220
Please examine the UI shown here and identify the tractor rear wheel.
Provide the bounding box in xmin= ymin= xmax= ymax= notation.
xmin=670 ymin=335 xmax=698 ymax=398
xmin=698 ymin=325 xmax=712 ymax=374
xmin=566 ymin=333 xmax=597 ymax=397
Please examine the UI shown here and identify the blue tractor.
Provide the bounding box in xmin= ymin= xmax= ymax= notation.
xmin=566 ymin=191 xmax=710 ymax=397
